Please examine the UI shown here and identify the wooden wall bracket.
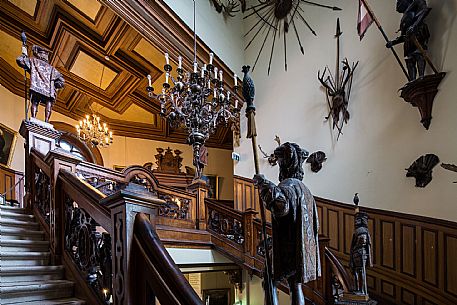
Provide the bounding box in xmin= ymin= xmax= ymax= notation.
xmin=400 ymin=72 xmax=446 ymax=130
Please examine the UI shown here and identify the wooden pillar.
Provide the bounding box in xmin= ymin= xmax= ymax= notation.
xmin=243 ymin=208 xmax=258 ymax=256
xmin=186 ymin=179 xmax=209 ymax=230
xmin=103 ymin=183 xmax=165 ymax=305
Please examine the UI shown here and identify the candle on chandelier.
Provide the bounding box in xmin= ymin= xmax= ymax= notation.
xmin=165 ymin=52 xmax=169 ymax=65
xmin=178 ymin=55 xmax=182 ymax=69
xmin=219 ymin=70 xmax=223 ymax=82
xmin=235 ymin=99 xmax=238 ymax=109
xmin=165 ymin=72 xmax=169 ymax=84
xmin=109 ymin=131 xmax=113 ymax=138
xmin=234 ymin=74 xmax=237 ymax=86
xmin=147 ymin=74 xmax=152 ymax=87
xmin=201 ymin=64 xmax=206 ymax=77
xmin=213 ymin=88 xmax=217 ymax=98
xmin=214 ymin=67 xmax=218 ymax=79
xmin=193 ymin=62 xmax=198 ymax=73
xmin=209 ymin=52 xmax=214 ymax=65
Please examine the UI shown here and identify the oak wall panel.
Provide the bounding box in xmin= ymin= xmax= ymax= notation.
xmin=422 ymin=229 xmax=438 ymax=287
xmin=381 ymin=221 xmax=396 ymax=270
xmin=445 ymin=235 xmax=457 ymax=297
xmin=401 ymin=224 xmax=416 ymax=277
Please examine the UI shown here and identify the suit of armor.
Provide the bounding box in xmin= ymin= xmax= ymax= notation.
xmin=17 ymin=45 xmax=65 ymax=122
xmin=387 ymin=0 xmax=431 ymax=81
xmin=255 ymin=142 xmax=320 ymax=305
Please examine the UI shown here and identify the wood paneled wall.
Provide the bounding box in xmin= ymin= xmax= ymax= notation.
xmin=0 ymin=164 xmax=23 ymax=204
xmin=234 ymin=175 xmax=457 ymax=305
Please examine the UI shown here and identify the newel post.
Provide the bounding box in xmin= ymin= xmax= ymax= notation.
xmin=19 ymin=119 xmax=61 ymax=209
xmin=186 ymin=179 xmax=209 ymax=230
xmin=102 ymin=184 xmax=165 ymax=305
xmin=243 ymin=208 xmax=258 ymax=256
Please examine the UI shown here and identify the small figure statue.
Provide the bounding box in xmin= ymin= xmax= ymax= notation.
xmin=17 ymin=36 xmax=65 ymax=122
xmin=349 ymin=211 xmax=372 ymax=296
xmin=254 ymin=142 xmax=320 ymax=305
xmin=386 ymin=0 xmax=431 ymax=81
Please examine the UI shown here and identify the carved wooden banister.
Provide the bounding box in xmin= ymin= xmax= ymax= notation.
xmin=131 ymin=213 xmax=203 ymax=305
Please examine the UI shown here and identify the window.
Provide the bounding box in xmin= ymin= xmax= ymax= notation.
xmin=56 ymin=138 xmax=86 ymax=161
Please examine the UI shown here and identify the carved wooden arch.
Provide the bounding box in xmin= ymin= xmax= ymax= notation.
xmin=122 ymin=165 xmax=160 ymax=190
xmin=50 ymin=121 xmax=104 ymax=166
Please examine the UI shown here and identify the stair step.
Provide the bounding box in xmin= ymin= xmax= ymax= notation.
xmin=12 ymin=298 xmax=86 ymax=305
xmin=1 ymin=265 xmax=65 ymax=282
xmin=0 ymin=218 xmax=40 ymax=230
xmin=0 ymin=280 xmax=75 ymax=304
xmin=0 ymin=227 xmax=45 ymax=240
xmin=0 ymin=205 xmax=28 ymax=214
xmin=1 ymin=239 xmax=49 ymax=252
xmin=0 ymin=251 xmax=50 ymax=266
xmin=0 ymin=210 xmax=35 ymax=221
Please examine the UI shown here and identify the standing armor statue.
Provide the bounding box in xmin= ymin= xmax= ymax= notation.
xmin=254 ymin=142 xmax=320 ymax=305
xmin=386 ymin=0 xmax=431 ymax=81
xmin=17 ymin=43 xmax=65 ymax=122
xmin=349 ymin=212 xmax=372 ymax=296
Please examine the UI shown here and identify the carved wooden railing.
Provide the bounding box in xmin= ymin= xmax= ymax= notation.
xmin=26 ymin=147 xmax=349 ymax=305
xmin=131 ymin=213 xmax=203 ymax=305
xmin=27 ymin=148 xmax=207 ymax=305
xmin=204 ymin=197 xmax=333 ymax=305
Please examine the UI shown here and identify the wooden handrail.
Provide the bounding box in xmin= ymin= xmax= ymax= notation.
xmin=132 ymin=213 xmax=203 ymax=305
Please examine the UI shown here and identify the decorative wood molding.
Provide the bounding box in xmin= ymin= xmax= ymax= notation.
xmin=0 ymin=0 xmax=234 ymax=149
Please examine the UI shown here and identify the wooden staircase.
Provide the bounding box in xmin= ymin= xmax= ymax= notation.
xmin=0 ymin=205 xmax=85 ymax=305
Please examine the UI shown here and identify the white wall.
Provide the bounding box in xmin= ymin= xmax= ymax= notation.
xmin=163 ymin=0 xmax=244 ymax=72
xmin=236 ymin=1 xmax=457 ymax=221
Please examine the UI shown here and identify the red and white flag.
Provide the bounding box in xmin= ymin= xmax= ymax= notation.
xmin=358 ymin=0 xmax=374 ymax=40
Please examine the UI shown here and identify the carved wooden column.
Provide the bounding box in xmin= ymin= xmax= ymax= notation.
xmin=243 ymin=208 xmax=258 ymax=257
xmin=19 ymin=118 xmax=61 ymax=208
xmin=103 ymin=184 xmax=165 ymax=305
xmin=186 ymin=179 xmax=209 ymax=230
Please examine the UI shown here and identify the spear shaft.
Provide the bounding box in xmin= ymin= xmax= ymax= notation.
xmin=360 ymin=0 xmax=411 ymax=81
xmin=335 ymin=18 xmax=342 ymax=88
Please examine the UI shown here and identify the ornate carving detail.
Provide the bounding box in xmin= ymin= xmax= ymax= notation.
xmin=255 ymin=229 xmax=272 ymax=257
xmin=113 ymin=212 xmax=125 ymax=304
xmin=207 ymin=208 xmax=244 ymax=245
xmin=64 ymin=194 xmax=113 ymax=304
xmin=158 ymin=194 xmax=190 ymax=220
xmin=34 ymin=169 xmax=51 ymax=224
xmin=224 ymin=269 xmax=243 ymax=292
xmin=154 ymin=147 xmax=183 ymax=174
xmin=76 ymin=170 xmax=125 ymax=196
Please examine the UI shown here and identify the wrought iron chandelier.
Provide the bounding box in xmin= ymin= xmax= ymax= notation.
xmin=146 ymin=0 xmax=240 ymax=178
xmin=76 ymin=113 xmax=113 ymax=147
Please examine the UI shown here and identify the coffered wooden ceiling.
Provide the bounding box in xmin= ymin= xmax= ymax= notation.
xmin=0 ymin=0 xmax=233 ymax=149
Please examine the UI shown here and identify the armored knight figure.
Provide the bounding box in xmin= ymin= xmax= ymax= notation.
xmin=386 ymin=0 xmax=431 ymax=81
xmin=17 ymin=44 xmax=65 ymax=122
xmin=349 ymin=212 xmax=373 ymax=296
xmin=254 ymin=142 xmax=320 ymax=305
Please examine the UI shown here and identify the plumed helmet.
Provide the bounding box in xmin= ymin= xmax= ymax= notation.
xmin=274 ymin=142 xmax=309 ymax=181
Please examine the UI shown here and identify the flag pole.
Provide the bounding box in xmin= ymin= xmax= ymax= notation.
xmin=246 ymin=105 xmax=278 ymax=305
xmin=360 ymin=0 xmax=411 ymax=81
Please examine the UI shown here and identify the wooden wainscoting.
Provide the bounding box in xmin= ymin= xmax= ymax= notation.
xmin=233 ymin=175 xmax=457 ymax=305
xmin=0 ymin=164 xmax=24 ymax=204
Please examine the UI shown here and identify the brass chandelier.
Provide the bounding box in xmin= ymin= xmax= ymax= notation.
xmin=76 ymin=113 xmax=113 ymax=147
xmin=146 ymin=0 xmax=240 ymax=178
